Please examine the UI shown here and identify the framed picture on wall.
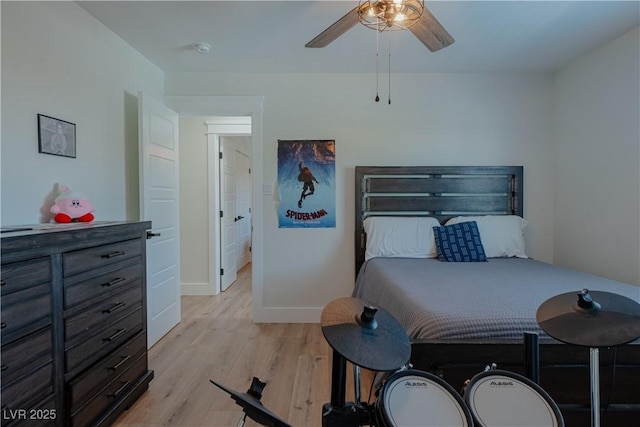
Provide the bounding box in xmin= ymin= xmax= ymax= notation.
xmin=38 ymin=114 xmax=76 ymax=158
xmin=277 ymin=139 xmax=336 ymax=228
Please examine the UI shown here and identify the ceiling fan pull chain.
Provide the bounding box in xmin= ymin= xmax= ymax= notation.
xmin=388 ymin=36 xmax=392 ymax=105
xmin=375 ymin=23 xmax=380 ymax=102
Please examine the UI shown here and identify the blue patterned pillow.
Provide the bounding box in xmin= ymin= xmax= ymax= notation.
xmin=433 ymin=221 xmax=487 ymax=262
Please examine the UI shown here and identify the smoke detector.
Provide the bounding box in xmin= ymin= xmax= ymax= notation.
xmin=193 ymin=42 xmax=211 ymax=54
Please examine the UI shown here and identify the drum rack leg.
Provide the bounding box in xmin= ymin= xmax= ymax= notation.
xmin=353 ymin=365 xmax=361 ymax=405
xmin=330 ymin=349 xmax=347 ymax=408
xmin=590 ymin=347 xmax=600 ymax=427
xmin=524 ymin=332 xmax=540 ymax=384
xmin=323 ymin=350 xmax=373 ymax=427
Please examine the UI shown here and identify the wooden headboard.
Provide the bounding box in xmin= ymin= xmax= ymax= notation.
xmin=355 ymin=166 xmax=523 ymax=274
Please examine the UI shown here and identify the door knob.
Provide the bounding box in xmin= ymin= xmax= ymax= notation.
xmin=146 ymin=231 xmax=161 ymax=239
xmin=234 ymin=215 xmax=245 ymax=222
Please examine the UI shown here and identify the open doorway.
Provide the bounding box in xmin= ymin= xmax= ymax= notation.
xmin=165 ymin=95 xmax=265 ymax=321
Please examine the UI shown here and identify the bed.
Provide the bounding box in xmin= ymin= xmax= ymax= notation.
xmin=353 ymin=166 xmax=640 ymax=426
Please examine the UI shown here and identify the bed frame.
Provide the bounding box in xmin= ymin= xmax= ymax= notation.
xmin=355 ymin=166 xmax=639 ymax=426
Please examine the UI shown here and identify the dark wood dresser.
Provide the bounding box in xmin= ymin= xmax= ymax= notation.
xmin=1 ymin=221 xmax=154 ymax=427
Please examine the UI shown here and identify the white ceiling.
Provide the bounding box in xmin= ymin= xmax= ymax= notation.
xmin=77 ymin=0 xmax=640 ymax=74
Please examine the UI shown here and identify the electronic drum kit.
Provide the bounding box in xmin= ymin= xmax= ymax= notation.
xmin=211 ymin=289 xmax=640 ymax=427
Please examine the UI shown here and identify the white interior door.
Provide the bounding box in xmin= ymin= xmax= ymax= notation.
xmin=236 ymin=148 xmax=252 ymax=269
xmin=220 ymin=137 xmax=237 ymax=291
xmin=139 ymin=92 xmax=181 ymax=348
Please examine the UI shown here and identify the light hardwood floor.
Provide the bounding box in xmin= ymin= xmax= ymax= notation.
xmin=114 ymin=264 xmax=370 ymax=427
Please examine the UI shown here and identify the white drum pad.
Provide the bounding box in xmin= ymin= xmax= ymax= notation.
xmin=466 ymin=374 xmax=560 ymax=427
xmin=381 ymin=374 xmax=470 ymax=427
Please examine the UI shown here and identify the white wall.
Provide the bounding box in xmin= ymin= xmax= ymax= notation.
xmin=166 ymin=72 xmax=556 ymax=320
xmin=553 ymin=27 xmax=640 ymax=285
xmin=178 ymin=116 xmax=211 ymax=294
xmin=1 ymin=2 xmax=164 ymax=225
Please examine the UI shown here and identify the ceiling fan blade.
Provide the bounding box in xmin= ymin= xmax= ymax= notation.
xmin=305 ymin=5 xmax=364 ymax=48
xmin=409 ymin=6 xmax=455 ymax=52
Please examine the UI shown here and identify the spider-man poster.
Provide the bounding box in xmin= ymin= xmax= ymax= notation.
xmin=277 ymin=140 xmax=336 ymax=228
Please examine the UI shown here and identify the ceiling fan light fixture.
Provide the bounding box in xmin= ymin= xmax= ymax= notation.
xmin=358 ymin=0 xmax=424 ymax=31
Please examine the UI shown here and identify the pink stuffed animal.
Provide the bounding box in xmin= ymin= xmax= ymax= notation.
xmin=50 ymin=184 xmax=95 ymax=223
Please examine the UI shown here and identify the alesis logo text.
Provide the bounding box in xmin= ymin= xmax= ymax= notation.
xmin=489 ymin=380 xmax=515 ymax=388
xmin=404 ymin=380 xmax=428 ymax=388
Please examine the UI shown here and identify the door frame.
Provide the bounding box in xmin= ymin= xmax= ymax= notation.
xmin=164 ymin=96 xmax=264 ymax=321
xmin=207 ymin=119 xmax=252 ymax=294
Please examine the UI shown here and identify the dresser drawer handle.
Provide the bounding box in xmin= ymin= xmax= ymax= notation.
xmin=109 ymin=355 xmax=132 ymax=371
xmin=104 ymin=328 xmax=127 ymax=342
xmin=102 ymin=302 xmax=127 ymax=314
xmin=0 ymin=322 xmax=6 ymax=329
xmin=102 ymin=277 xmax=126 ymax=287
xmin=102 ymin=250 xmax=126 ymax=259
xmin=108 ymin=380 xmax=132 ymax=398
xmin=0 ymin=279 xmax=6 ymax=286
xmin=1 ymin=364 xmax=7 ymax=371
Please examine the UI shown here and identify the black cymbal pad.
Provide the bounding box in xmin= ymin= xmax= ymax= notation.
xmin=321 ymin=297 xmax=411 ymax=371
xmin=537 ymin=290 xmax=640 ymax=347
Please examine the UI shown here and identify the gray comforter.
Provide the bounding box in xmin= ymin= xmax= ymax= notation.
xmin=353 ymin=257 xmax=640 ymax=341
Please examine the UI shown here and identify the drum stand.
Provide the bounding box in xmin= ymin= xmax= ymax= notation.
xmin=320 ymin=300 xmax=412 ymax=427
xmin=537 ymin=289 xmax=640 ymax=427
xmin=322 ymin=350 xmax=373 ymax=427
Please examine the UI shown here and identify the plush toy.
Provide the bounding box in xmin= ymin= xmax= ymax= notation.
xmin=50 ymin=184 xmax=95 ymax=223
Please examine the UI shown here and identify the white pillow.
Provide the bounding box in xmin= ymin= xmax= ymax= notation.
xmin=363 ymin=216 xmax=440 ymax=261
xmin=445 ymin=215 xmax=528 ymax=258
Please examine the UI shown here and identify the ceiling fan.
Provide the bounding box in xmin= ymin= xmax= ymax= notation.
xmin=305 ymin=0 xmax=454 ymax=52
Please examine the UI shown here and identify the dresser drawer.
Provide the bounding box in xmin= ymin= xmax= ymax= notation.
xmin=0 ymin=362 xmax=53 ymax=411
xmin=65 ymin=308 xmax=144 ymax=373
xmin=63 ymin=258 xmax=142 ymax=309
xmin=1 ymin=327 xmax=52 ymax=385
xmin=1 ymin=257 xmax=50 ymax=297
xmin=65 ymin=285 xmax=143 ymax=342
xmin=70 ymin=353 xmax=147 ymax=427
xmin=0 ymin=283 xmax=51 ymax=341
xmin=63 ymin=239 xmax=141 ymax=277
xmin=69 ymin=332 xmax=146 ymax=411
